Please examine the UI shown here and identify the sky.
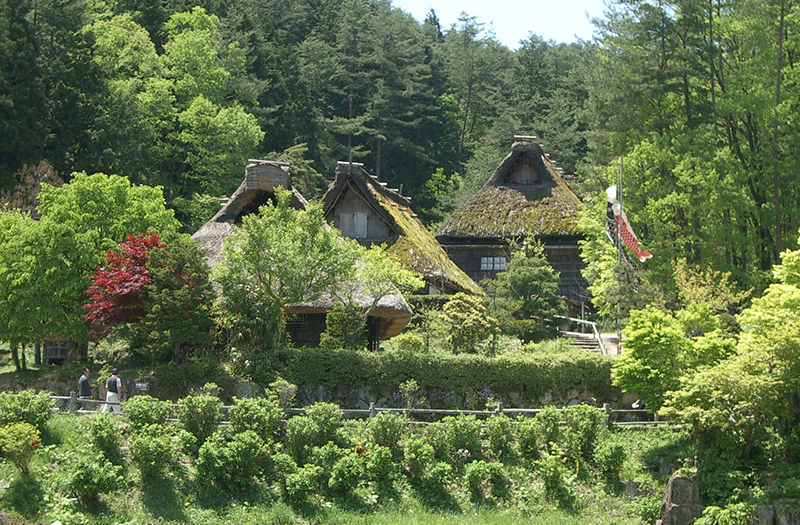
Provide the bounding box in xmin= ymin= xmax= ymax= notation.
xmin=392 ymin=0 xmax=609 ymax=50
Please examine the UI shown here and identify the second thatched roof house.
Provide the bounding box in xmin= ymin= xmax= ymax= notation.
xmin=436 ymin=138 xmax=588 ymax=306
xmin=323 ymin=161 xmax=483 ymax=296
xmin=192 ymin=160 xmax=413 ymax=348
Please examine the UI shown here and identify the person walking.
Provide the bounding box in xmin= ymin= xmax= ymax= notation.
xmin=102 ymin=368 xmax=123 ymax=414
xmin=77 ymin=367 xmax=93 ymax=410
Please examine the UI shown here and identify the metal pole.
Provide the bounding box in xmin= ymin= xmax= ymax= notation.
xmin=617 ymin=156 xmax=623 ymax=351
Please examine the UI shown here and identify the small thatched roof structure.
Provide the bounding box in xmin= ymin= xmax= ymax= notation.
xmin=436 ymin=140 xmax=582 ymax=241
xmin=323 ymin=162 xmax=483 ymax=296
xmin=192 ymin=160 xmax=414 ymax=341
xmin=191 ymin=160 xmax=308 ymax=267
xmin=285 ymin=283 xmax=413 ymax=339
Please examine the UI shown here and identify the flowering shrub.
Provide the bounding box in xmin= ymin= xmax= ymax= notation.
xmin=0 ymin=422 xmax=41 ymax=472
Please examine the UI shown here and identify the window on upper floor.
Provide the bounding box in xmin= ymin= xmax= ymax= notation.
xmin=480 ymin=256 xmax=507 ymax=271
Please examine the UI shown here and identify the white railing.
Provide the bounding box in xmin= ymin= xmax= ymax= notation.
xmin=554 ymin=315 xmax=606 ymax=355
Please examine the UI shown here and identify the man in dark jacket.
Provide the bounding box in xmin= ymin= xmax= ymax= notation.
xmin=77 ymin=367 xmax=92 ymax=410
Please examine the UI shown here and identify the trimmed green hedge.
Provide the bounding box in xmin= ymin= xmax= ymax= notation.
xmin=274 ymin=348 xmax=617 ymax=406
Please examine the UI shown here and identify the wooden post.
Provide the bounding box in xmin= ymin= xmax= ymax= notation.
xmin=369 ymin=402 xmax=376 ymax=419
xmin=602 ymin=403 xmax=612 ymax=428
xmin=69 ymin=391 xmax=77 ymax=412
xmin=495 ymin=401 xmax=503 ymax=415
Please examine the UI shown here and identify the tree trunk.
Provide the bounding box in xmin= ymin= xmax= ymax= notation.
xmin=11 ymin=343 xmax=21 ymax=371
xmin=34 ymin=342 xmax=41 ymax=365
xmin=772 ymin=0 xmax=786 ymax=264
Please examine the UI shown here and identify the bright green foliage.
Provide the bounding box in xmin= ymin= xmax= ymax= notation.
xmin=83 ymin=415 xmax=124 ymax=463
xmin=429 ymin=414 xmax=483 ymax=464
xmin=55 ymin=449 xmax=123 ymax=505
xmin=464 ymin=460 xmax=510 ymax=503
xmin=0 ymin=211 xmax=48 ymax=367
xmin=537 ymin=447 xmax=577 ymax=508
xmin=0 ymin=422 xmax=40 ymax=472
xmin=196 ymin=429 xmax=272 ymax=492
xmin=319 ymin=305 xmax=366 ymax=350
xmin=672 ymin=259 xmax=752 ymax=313
xmin=490 ymin=241 xmax=566 ymax=343
xmin=482 ymin=414 xmax=515 ymax=462
xmin=325 ymin=244 xmax=424 ymax=350
xmin=402 ymin=436 xmax=435 ymax=479
xmin=328 ymin=452 xmax=365 ymax=493
xmin=29 ymin=173 xmax=179 ymax=347
xmin=214 ymin=189 xmax=358 ymax=354
xmin=124 ymin=395 xmax=174 ymax=431
xmin=662 ymin=238 xmax=800 ymax=461
xmin=611 ymin=306 xmax=687 ymax=409
xmin=593 ymin=441 xmax=625 ymax=491
xmin=228 ymin=396 xmax=283 ymax=444
xmin=440 ymin=293 xmax=498 ymax=353
xmin=281 ymin=461 xmax=324 ymax=503
xmin=284 ymin=402 xmax=343 ymax=464
xmin=129 ymin=424 xmax=177 ymax=479
xmin=366 ymin=412 xmax=409 ymax=455
xmin=177 ymin=393 xmax=222 ymax=451
xmin=695 ymin=503 xmax=755 ymax=525
xmin=0 ymin=390 xmax=53 ymax=431
xmin=561 ymin=404 xmax=606 ymax=467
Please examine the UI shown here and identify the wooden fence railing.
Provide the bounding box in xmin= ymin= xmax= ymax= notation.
xmin=51 ymin=393 xmax=669 ymax=428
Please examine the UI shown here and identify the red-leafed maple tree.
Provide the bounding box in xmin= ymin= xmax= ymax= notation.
xmin=83 ymin=233 xmax=166 ymax=340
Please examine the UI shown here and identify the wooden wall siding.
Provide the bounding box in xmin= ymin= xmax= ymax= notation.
xmin=442 ymin=243 xmax=587 ymax=303
xmin=331 ymin=186 xmax=394 ymax=241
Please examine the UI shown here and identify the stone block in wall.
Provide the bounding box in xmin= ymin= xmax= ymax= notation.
xmin=660 ymin=474 xmax=704 ymax=525
xmin=235 ymin=380 xmax=262 ymax=399
xmin=625 ymin=481 xmax=638 ymax=498
xmin=753 ymin=505 xmax=774 ymax=525
xmin=774 ymin=499 xmax=800 ymax=525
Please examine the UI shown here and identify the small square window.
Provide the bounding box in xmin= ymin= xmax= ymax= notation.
xmin=480 ymin=256 xmax=507 ymax=271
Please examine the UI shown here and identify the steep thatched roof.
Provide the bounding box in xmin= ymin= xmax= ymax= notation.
xmin=324 ymin=163 xmax=483 ymax=295
xmin=191 ymin=160 xmax=308 ymax=267
xmin=436 ymin=140 xmax=583 ymax=241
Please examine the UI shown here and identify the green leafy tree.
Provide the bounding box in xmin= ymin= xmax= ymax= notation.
xmin=440 ymin=292 xmax=498 ymax=353
xmin=662 ymin=233 xmax=800 ymax=462
xmin=611 ymin=306 xmax=687 ymax=409
xmin=0 ymin=173 xmax=180 ymax=364
xmin=213 ymin=188 xmax=357 ymax=354
xmin=324 ymin=244 xmax=423 ymax=350
xmin=490 ymin=241 xmax=566 ymax=343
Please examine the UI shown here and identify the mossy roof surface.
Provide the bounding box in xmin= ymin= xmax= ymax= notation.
xmin=437 ymin=142 xmax=583 ymax=240
xmin=324 ymin=165 xmax=483 ymax=295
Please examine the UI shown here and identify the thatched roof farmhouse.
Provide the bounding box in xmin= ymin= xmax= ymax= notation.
xmin=323 ymin=161 xmax=483 ymax=296
xmin=192 ymin=160 xmax=413 ymax=348
xmin=436 ymin=138 xmax=588 ymax=305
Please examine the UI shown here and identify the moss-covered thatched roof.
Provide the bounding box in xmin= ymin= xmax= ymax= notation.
xmin=324 ymin=163 xmax=483 ymax=295
xmin=436 ymin=141 xmax=583 ymax=240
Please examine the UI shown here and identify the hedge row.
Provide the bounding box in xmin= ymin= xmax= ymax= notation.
xmin=273 ymin=348 xmax=617 ymax=406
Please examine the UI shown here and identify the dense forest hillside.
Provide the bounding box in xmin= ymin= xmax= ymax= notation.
xmin=1 ymin=0 xmax=799 ymax=305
